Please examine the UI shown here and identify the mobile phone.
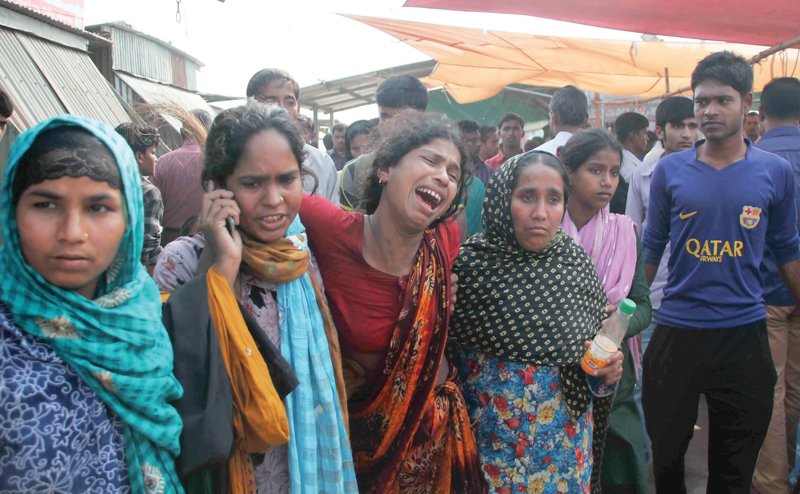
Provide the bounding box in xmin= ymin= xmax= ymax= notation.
xmin=206 ymin=180 xmax=236 ymax=237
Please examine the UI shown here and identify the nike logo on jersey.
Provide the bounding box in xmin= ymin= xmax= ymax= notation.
xmin=679 ymin=211 xmax=698 ymax=220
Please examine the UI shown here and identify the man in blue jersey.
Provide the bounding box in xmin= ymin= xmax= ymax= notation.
xmin=642 ymin=52 xmax=800 ymax=494
xmin=752 ymin=77 xmax=800 ymax=494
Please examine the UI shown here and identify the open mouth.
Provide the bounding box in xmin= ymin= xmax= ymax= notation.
xmin=260 ymin=214 xmax=286 ymax=229
xmin=416 ymin=187 xmax=443 ymax=210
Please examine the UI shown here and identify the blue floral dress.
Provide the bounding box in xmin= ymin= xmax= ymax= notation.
xmin=0 ymin=302 xmax=130 ymax=493
xmin=454 ymin=345 xmax=593 ymax=494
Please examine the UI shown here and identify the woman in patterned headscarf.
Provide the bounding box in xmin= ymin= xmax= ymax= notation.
xmin=0 ymin=116 xmax=184 ymax=493
xmin=450 ymin=150 xmax=624 ymax=493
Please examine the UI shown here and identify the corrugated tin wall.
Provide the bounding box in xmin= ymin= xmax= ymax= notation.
xmin=108 ymin=26 xmax=197 ymax=91
xmin=185 ymin=60 xmax=198 ymax=91
xmin=110 ymin=27 xmax=173 ymax=85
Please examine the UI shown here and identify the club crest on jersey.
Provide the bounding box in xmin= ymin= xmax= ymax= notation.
xmin=739 ymin=206 xmax=761 ymax=229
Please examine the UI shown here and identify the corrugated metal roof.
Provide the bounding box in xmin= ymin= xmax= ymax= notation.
xmin=299 ymin=60 xmax=437 ymax=113
xmin=115 ymin=70 xmax=213 ymax=122
xmin=0 ymin=0 xmax=108 ymax=43
xmin=19 ymin=33 xmax=131 ymax=125
xmin=0 ymin=26 xmax=65 ymax=129
xmin=86 ymin=22 xmax=203 ymax=67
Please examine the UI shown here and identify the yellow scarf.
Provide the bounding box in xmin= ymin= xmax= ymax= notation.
xmin=206 ymin=267 xmax=290 ymax=494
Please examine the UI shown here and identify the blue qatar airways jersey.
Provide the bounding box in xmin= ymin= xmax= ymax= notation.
xmin=642 ymin=140 xmax=800 ymax=329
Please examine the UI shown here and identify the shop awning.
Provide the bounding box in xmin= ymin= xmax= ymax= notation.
xmin=115 ymin=71 xmax=214 ymax=117
xmin=402 ymin=0 xmax=799 ymax=47
xmin=300 ymin=60 xmax=436 ymax=114
xmin=346 ymin=15 xmax=800 ymax=103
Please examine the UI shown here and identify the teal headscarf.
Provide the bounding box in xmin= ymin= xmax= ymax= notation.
xmin=0 ymin=115 xmax=184 ymax=494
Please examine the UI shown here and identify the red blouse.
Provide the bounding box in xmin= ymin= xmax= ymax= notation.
xmin=300 ymin=195 xmax=460 ymax=354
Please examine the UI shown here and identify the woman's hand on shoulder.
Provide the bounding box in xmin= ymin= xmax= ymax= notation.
xmin=201 ymin=182 xmax=242 ymax=286
xmin=583 ymin=341 xmax=623 ymax=386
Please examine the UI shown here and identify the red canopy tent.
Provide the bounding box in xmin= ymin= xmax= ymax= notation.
xmin=403 ymin=0 xmax=799 ymax=47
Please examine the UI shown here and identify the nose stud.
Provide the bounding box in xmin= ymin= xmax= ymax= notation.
xmin=279 ymin=196 xmax=285 ymax=203
xmin=84 ymin=233 xmax=89 ymax=240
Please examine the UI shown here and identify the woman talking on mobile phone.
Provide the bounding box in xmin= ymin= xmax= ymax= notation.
xmin=155 ymin=103 xmax=357 ymax=494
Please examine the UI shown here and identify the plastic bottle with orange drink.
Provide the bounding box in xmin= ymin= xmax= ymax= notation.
xmin=581 ymin=298 xmax=637 ymax=374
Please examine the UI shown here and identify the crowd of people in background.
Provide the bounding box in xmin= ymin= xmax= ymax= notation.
xmin=0 ymin=49 xmax=798 ymax=494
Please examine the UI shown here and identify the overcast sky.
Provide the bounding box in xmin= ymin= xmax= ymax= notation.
xmin=82 ymin=0 xmax=650 ymax=122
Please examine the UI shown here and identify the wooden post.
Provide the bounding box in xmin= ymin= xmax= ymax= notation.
xmin=594 ymin=92 xmax=602 ymax=128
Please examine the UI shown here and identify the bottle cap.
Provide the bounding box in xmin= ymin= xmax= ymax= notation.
xmin=619 ymin=298 xmax=637 ymax=315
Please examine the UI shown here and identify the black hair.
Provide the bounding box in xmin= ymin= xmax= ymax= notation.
xmin=761 ymin=77 xmax=800 ymax=120
xmin=191 ymin=109 xmax=212 ymax=129
xmin=0 ymin=89 xmax=13 ymax=118
xmin=245 ymin=68 xmax=300 ymax=99
xmin=361 ymin=113 xmax=468 ymax=218
xmin=479 ymin=125 xmax=496 ymax=143
xmin=559 ymin=128 xmax=623 ymax=173
xmin=332 ymin=122 xmax=347 ymax=134
xmin=614 ymin=112 xmax=649 ymax=143
xmin=114 ymin=122 xmax=160 ymax=155
xmin=322 ymin=133 xmax=333 ymax=151
xmin=13 ymin=127 xmax=121 ymax=204
xmin=655 ymin=96 xmax=694 ymax=128
xmin=457 ymin=120 xmax=480 ymax=134
xmin=691 ymin=51 xmax=753 ymax=96
xmin=203 ymin=103 xmax=312 ymax=191
xmin=550 ymin=85 xmax=589 ymax=127
xmin=524 ymin=136 xmax=545 ymax=152
xmin=647 ymin=130 xmax=657 ymax=146
xmin=498 ymin=112 xmax=523 ymax=129
xmin=344 ymin=119 xmax=375 ymax=161
xmin=180 ymin=108 xmax=212 ymax=139
xmin=511 ymin=150 xmax=571 ymax=206
xmin=296 ymin=114 xmax=314 ymax=131
xmin=180 ymin=215 xmax=201 ymax=237
xmin=375 ymin=75 xmax=428 ymax=111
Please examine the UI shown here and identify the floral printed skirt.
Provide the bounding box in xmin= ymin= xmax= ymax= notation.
xmin=454 ymin=345 xmax=593 ymax=494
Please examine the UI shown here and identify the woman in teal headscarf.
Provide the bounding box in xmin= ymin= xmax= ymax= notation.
xmin=0 ymin=115 xmax=184 ymax=493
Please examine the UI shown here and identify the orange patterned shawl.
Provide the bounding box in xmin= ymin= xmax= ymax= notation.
xmin=348 ymin=226 xmax=486 ymax=494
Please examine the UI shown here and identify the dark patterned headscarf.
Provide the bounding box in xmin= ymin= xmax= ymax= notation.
xmin=450 ymin=151 xmax=608 ymax=416
xmin=12 ymin=127 xmax=121 ymax=203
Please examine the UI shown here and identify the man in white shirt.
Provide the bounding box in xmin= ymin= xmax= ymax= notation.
xmin=615 ymin=112 xmax=650 ymax=182
xmin=626 ymin=99 xmax=697 ymax=232
xmin=535 ymin=85 xmax=588 ymax=156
